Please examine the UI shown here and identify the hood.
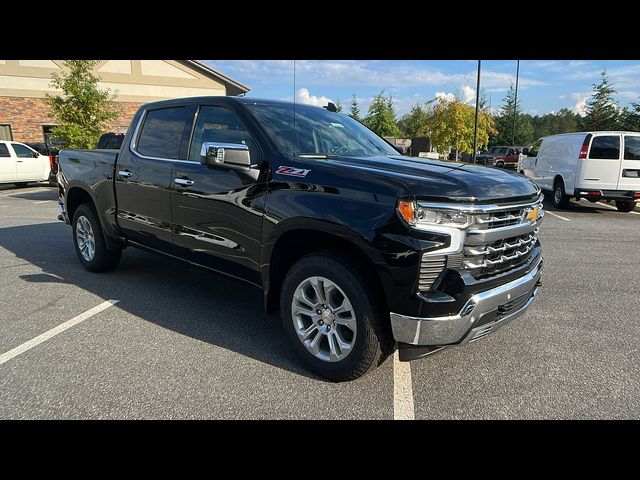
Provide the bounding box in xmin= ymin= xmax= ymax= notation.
xmin=326 ymin=155 xmax=540 ymax=203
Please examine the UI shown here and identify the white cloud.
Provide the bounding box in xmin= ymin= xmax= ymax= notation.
xmin=294 ymin=88 xmax=333 ymax=107
xmin=568 ymin=92 xmax=590 ymax=116
xmin=461 ymin=85 xmax=476 ymax=103
xmin=208 ymin=60 xmax=548 ymax=92
xmin=435 ymin=91 xmax=456 ymax=102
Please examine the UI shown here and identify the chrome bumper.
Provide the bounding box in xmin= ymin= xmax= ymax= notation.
xmin=390 ymin=257 xmax=543 ymax=346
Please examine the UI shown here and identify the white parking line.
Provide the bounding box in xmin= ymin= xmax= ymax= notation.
xmin=545 ymin=210 xmax=572 ymax=221
xmin=33 ymin=200 xmax=54 ymax=204
xmin=0 ymin=299 xmax=119 ymax=366
xmin=393 ymin=350 xmax=415 ymax=420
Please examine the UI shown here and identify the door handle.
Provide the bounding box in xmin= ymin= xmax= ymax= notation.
xmin=174 ymin=178 xmax=194 ymax=187
xmin=118 ymin=170 xmax=133 ymax=178
xmin=17 ymin=160 xmax=24 ymax=163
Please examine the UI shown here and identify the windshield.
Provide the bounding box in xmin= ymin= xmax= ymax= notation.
xmin=246 ymin=103 xmax=398 ymax=157
xmin=489 ymin=147 xmax=508 ymax=155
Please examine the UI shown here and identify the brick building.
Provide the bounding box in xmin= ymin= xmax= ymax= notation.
xmin=0 ymin=60 xmax=249 ymax=144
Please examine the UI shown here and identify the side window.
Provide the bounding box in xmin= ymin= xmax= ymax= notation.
xmin=508 ymin=148 xmax=515 ymax=155
xmin=589 ymin=136 xmax=620 ymax=159
xmin=528 ymin=140 xmax=542 ymax=157
xmin=0 ymin=144 xmax=10 ymax=157
xmin=188 ymin=106 xmax=255 ymax=161
xmin=11 ymin=143 xmax=36 ymax=158
xmin=624 ymin=136 xmax=640 ymax=160
xmin=136 ymin=107 xmax=192 ymax=160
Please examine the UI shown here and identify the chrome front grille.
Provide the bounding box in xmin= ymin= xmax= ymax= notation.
xmin=474 ymin=207 xmax=526 ymax=229
xmin=418 ymin=254 xmax=446 ymax=292
xmin=463 ymin=230 xmax=538 ymax=271
xmin=417 ymin=195 xmax=544 ymax=283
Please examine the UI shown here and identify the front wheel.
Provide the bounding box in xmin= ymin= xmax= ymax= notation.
xmin=72 ymin=203 xmax=122 ymax=272
xmin=615 ymin=201 xmax=637 ymax=213
xmin=280 ymin=251 xmax=391 ymax=382
xmin=553 ymin=180 xmax=570 ymax=209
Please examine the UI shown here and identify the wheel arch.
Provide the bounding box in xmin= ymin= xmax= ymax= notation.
xmin=263 ymin=224 xmax=387 ymax=315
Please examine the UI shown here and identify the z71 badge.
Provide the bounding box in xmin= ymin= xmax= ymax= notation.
xmin=275 ymin=166 xmax=311 ymax=177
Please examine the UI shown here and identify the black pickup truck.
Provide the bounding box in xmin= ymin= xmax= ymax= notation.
xmin=57 ymin=96 xmax=544 ymax=381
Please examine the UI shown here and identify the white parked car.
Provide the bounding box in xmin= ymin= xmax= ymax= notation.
xmin=0 ymin=141 xmax=52 ymax=187
xmin=520 ymin=131 xmax=640 ymax=212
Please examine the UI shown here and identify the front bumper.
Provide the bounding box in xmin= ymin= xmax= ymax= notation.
xmin=391 ymin=256 xmax=543 ymax=348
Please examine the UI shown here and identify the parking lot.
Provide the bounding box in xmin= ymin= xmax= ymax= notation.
xmin=0 ymin=183 xmax=639 ymax=419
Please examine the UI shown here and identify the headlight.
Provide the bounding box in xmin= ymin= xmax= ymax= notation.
xmin=398 ymin=200 xmax=474 ymax=229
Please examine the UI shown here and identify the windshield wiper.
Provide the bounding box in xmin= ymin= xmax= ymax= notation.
xmin=297 ymin=153 xmax=331 ymax=159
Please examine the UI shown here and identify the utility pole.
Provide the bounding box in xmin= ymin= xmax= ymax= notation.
xmin=512 ymin=59 xmax=520 ymax=146
xmin=472 ymin=60 xmax=481 ymax=163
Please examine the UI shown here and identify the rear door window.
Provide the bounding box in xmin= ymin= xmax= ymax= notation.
xmin=589 ymin=135 xmax=620 ymax=159
xmin=624 ymin=136 xmax=640 ymax=160
xmin=136 ymin=107 xmax=193 ymax=160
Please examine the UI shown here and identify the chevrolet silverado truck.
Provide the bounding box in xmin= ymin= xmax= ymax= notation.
xmin=57 ymin=96 xmax=544 ymax=381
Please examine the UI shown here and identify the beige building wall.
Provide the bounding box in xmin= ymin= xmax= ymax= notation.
xmin=0 ymin=60 xmax=247 ymax=142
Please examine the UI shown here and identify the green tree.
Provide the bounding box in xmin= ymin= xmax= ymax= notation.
xmin=582 ymin=71 xmax=620 ymax=131
xmin=492 ymin=85 xmax=533 ymax=145
xmin=363 ymin=91 xmax=401 ymax=137
xmin=45 ymin=60 xmax=119 ymax=149
xmin=423 ymin=97 xmax=495 ymax=160
xmin=619 ymin=101 xmax=640 ymax=131
xmin=397 ymin=103 xmax=431 ymax=137
xmin=334 ymin=98 xmax=343 ymax=113
xmin=349 ymin=94 xmax=361 ymax=121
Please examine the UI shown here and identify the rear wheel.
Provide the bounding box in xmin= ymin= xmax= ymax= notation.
xmin=72 ymin=203 xmax=122 ymax=272
xmin=280 ymin=251 xmax=391 ymax=382
xmin=553 ymin=179 xmax=570 ymax=209
xmin=495 ymin=161 xmax=504 ymax=168
xmin=615 ymin=200 xmax=636 ymax=212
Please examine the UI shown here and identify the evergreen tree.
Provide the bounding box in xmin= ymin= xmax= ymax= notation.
xmin=492 ymin=85 xmax=533 ymax=145
xmin=349 ymin=94 xmax=361 ymax=121
xmin=45 ymin=60 xmax=119 ymax=149
xmin=397 ymin=103 xmax=430 ymax=137
xmin=619 ymin=101 xmax=640 ymax=131
xmin=334 ymin=98 xmax=343 ymax=113
xmin=363 ymin=91 xmax=401 ymax=137
xmin=582 ymin=71 xmax=620 ymax=131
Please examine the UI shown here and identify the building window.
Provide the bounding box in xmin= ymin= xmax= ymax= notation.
xmin=42 ymin=125 xmax=58 ymax=147
xmin=0 ymin=124 xmax=13 ymax=141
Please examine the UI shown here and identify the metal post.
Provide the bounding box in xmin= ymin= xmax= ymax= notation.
xmin=512 ymin=59 xmax=520 ymax=146
xmin=472 ymin=60 xmax=481 ymax=163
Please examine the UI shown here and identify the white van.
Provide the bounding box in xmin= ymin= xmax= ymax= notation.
xmin=0 ymin=141 xmax=52 ymax=187
xmin=520 ymin=132 xmax=640 ymax=212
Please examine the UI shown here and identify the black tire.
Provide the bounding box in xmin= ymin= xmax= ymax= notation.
xmin=495 ymin=161 xmax=504 ymax=168
xmin=552 ymin=179 xmax=570 ymax=209
xmin=615 ymin=200 xmax=636 ymax=213
xmin=72 ymin=203 xmax=122 ymax=272
xmin=280 ymin=251 xmax=392 ymax=382
xmin=14 ymin=182 xmax=29 ymax=188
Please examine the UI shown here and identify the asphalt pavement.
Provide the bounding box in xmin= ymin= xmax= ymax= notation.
xmin=0 ymin=183 xmax=638 ymax=419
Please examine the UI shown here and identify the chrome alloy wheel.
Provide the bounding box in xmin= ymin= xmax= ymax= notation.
xmin=76 ymin=215 xmax=96 ymax=262
xmin=291 ymin=276 xmax=357 ymax=362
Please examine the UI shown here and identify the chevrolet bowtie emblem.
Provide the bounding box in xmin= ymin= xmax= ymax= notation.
xmin=526 ymin=207 xmax=539 ymax=222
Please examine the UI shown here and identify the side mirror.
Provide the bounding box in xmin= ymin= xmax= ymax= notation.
xmin=32 ymin=151 xmax=40 ymax=158
xmin=200 ymin=142 xmax=252 ymax=171
xmin=522 ymin=148 xmax=530 ymax=156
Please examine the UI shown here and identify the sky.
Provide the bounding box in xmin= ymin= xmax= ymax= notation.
xmin=203 ymin=60 xmax=640 ymax=117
